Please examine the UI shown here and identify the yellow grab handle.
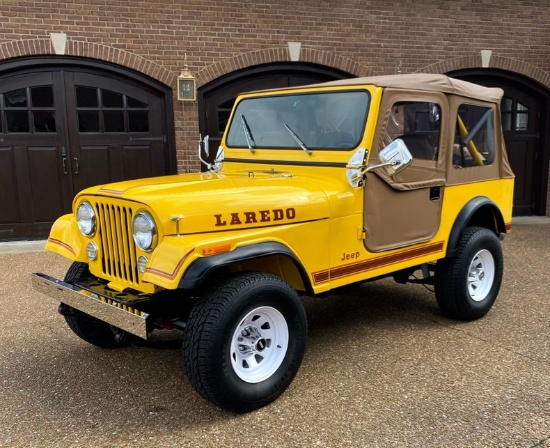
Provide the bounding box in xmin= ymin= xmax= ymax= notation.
xmin=457 ymin=115 xmax=485 ymax=166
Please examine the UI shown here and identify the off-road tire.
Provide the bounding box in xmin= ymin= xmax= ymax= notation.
xmin=63 ymin=262 xmax=128 ymax=349
xmin=435 ymin=226 xmax=503 ymax=321
xmin=183 ymin=272 xmax=307 ymax=413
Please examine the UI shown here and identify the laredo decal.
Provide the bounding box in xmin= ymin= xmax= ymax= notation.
xmin=215 ymin=208 xmax=296 ymax=226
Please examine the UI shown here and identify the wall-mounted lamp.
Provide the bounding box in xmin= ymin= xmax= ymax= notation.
xmin=177 ymin=65 xmax=196 ymax=101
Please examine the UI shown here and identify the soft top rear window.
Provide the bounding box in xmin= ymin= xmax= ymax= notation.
xmin=226 ymin=90 xmax=370 ymax=150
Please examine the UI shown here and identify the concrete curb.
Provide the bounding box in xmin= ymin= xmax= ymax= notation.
xmin=0 ymin=240 xmax=46 ymax=254
xmin=511 ymin=216 xmax=550 ymax=225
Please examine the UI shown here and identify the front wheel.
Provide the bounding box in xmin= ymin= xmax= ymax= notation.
xmin=182 ymin=272 xmax=307 ymax=413
xmin=62 ymin=262 xmax=129 ymax=349
xmin=435 ymin=227 xmax=504 ymax=321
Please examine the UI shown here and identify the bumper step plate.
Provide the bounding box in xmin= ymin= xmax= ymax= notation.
xmin=32 ymin=273 xmax=150 ymax=340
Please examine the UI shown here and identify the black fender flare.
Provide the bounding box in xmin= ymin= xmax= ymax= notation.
xmin=447 ymin=196 xmax=506 ymax=258
xmin=178 ymin=241 xmax=311 ymax=292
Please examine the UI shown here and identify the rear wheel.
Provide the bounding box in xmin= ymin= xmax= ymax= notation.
xmin=183 ymin=272 xmax=307 ymax=413
xmin=62 ymin=262 xmax=128 ymax=348
xmin=435 ymin=227 xmax=503 ymax=320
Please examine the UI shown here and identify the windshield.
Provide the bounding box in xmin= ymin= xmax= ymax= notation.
xmin=226 ymin=90 xmax=370 ymax=150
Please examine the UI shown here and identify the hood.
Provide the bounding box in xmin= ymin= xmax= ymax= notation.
xmin=77 ymin=171 xmax=351 ymax=235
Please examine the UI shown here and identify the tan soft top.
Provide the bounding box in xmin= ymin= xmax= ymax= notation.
xmin=294 ymin=74 xmax=504 ymax=104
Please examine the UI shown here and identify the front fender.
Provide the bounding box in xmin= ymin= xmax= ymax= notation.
xmin=44 ymin=214 xmax=87 ymax=262
xmin=178 ymin=241 xmax=310 ymax=291
xmin=141 ymin=236 xmax=198 ymax=290
xmin=143 ymin=235 xmax=310 ymax=292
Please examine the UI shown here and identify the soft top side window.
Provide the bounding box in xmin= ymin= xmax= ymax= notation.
xmin=453 ymin=103 xmax=495 ymax=168
xmin=383 ymin=101 xmax=441 ymax=161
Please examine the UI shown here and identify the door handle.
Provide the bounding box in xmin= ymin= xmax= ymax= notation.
xmin=73 ymin=157 xmax=79 ymax=174
xmin=430 ymin=186 xmax=441 ymax=201
xmin=61 ymin=146 xmax=68 ymax=175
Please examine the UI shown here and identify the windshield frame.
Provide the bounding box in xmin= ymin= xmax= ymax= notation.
xmin=225 ymin=89 xmax=371 ymax=152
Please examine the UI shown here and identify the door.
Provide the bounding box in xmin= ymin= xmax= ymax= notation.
xmin=65 ymin=72 xmax=166 ymax=193
xmin=0 ymin=72 xmax=72 ymax=239
xmin=363 ymin=94 xmax=446 ymax=252
xmin=500 ymin=86 xmax=540 ymax=215
xmin=0 ymin=69 xmax=169 ymax=240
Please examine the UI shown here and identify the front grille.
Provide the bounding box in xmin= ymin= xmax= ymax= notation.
xmin=92 ymin=200 xmax=140 ymax=288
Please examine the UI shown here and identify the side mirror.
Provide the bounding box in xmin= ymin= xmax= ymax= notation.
xmin=377 ymin=138 xmax=413 ymax=176
xmin=198 ymin=134 xmax=224 ymax=172
xmin=345 ymin=139 xmax=413 ymax=187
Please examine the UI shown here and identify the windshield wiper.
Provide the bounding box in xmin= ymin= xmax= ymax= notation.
xmin=283 ymin=123 xmax=312 ymax=155
xmin=240 ymin=114 xmax=256 ymax=154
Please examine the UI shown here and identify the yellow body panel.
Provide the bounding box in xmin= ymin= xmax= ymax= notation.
xmin=45 ymin=214 xmax=87 ymax=262
xmin=441 ymin=178 xmax=514 ymax=241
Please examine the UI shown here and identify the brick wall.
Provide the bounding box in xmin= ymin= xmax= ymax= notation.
xmin=1 ymin=0 xmax=548 ymax=76
xmin=1 ymin=0 xmax=550 ymax=213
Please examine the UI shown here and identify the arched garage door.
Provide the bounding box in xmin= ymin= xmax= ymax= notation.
xmin=450 ymin=69 xmax=550 ymax=216
xmin=0 ymin=59 xmax=175 ymax=240
xmin=198 ymin=63 xmax=352 ymax=166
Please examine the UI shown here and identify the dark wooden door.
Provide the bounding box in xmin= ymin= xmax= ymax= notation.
xmin=0 ymin=69 xmax=168 ymax=240
xmin=64 ymin=72 xmax=166 ymax=193
xmin=0 ymin=72 xmax=73 ymax=239
xmin=500 ymin=86 xmax=541 ymax=215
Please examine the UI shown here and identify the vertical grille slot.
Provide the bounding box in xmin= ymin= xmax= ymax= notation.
xmin=93 ymin=201 xmax=139 ymax=287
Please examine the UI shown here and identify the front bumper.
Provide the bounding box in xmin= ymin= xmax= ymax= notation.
xmin=32 ymin=273 xmax=150 ymax=339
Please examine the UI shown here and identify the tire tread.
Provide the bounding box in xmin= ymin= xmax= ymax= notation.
xmin=435 ymin=226 xmax=503 ymax=321
xmin=183 ymin=272 xmax=306 ymax=412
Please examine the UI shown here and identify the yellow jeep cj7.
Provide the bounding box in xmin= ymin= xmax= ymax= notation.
xmin=33 ymin=74 xmax=514 ymax=412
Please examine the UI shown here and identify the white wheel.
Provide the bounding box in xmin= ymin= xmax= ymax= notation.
xmin=435 ymin=227 xmax=503 ymax=321
xmin=230 ymin=306 xmax=289 ymax=383
xmin=468 ymin=249 xmax=496 ymax=302
xmin=183 ymin=272 xmax=307 ymax=412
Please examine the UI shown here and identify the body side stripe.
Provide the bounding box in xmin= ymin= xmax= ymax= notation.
xmin=145 ymin=249 xmax=194 ymax=280
xmin=313 ymin=241 xmax=444 ymax=285
xmin=47 ymin=238 xmax=76 ymax=256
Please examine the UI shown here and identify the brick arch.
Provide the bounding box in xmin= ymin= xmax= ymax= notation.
xmin=418 ymin=54 xmax=550 ymax=89
xmin=195 ymin=47 xmax=371 ymax=86
xmin=0 ymin=38 xmax=175 ymax=87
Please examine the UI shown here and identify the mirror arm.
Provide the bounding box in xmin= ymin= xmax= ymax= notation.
xmin=363 ymin=160 xmax=401 ymax=173
xmin=351 ymin=160 xmax=401 ymax=182
xmin=345 ymin=163 xmax=365 ymax=170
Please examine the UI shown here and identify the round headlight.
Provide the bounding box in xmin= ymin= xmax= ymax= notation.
xmin=77 ymin=202 xmax=96 ymax=236
xmin=133 ymin=212 xmax=157 ymax=251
